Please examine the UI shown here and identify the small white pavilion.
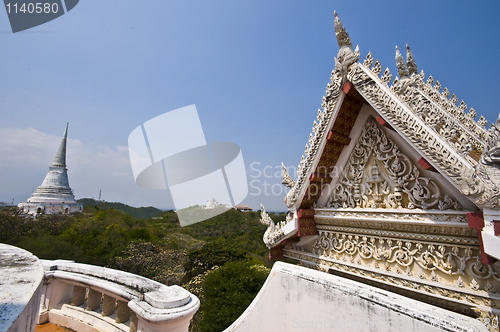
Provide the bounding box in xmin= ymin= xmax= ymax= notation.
xmin=18 ymin=124 xmax=82 ymax=216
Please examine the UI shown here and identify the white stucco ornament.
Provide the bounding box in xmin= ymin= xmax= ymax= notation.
xmin=144 ymin=286 xmax=191 ymax=309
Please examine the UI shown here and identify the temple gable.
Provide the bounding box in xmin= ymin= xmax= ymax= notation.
xmin=325 ymin=116 xmax=463 ymax=211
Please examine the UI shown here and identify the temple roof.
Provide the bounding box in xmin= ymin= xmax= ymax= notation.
xmin=279 ymin=12 xmax=500 ymax=213
xmin=260 ymin=12 xmax=500 ymax=251
xmin=258 ymin=14 xmax=500 ymax=327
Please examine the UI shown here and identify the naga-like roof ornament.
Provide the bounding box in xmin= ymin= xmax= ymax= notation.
xmin=406 ymin=44 xmax=418 ymax=76
xmin=333 ymin=11 xmax=359 ymax=82
xmin=395 ymin=44 xmax=418 ymax=80
xmin=281 ymin=163 xmax=295 ymax=189
xmin=395 ymin=46 xmax=409 ymax=79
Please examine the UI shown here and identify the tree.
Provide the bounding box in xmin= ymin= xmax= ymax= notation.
xmin=113 ymin=242 xmax=187 ymax=285
xmin=182 ymin=240 xmax=247 ymax=283
xmin=199 ymin=261 xmax=270 ymax=332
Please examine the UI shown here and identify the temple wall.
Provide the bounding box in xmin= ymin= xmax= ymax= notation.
xmin=225 ymin=262 xmax=487 ymax=332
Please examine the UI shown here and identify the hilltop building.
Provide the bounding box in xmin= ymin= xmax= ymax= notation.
xmin=234 ymin=205 xmax=253 ymax=212
xmin=18 ymin=124 xmax=82 ymax=216
xmin=258 ymin=12 xmax=500 ymax=331
xmin=202 ymin=197 xmax=231 ymax=210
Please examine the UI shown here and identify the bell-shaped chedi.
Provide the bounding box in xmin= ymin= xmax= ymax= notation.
xmin=18 ymin=124 xmax=82 ymax=215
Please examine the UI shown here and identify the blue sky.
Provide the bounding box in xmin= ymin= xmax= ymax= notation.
xmin=1 ymin=1 xmax=499 ymax=211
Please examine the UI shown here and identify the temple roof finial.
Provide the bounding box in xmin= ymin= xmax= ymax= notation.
xmin=334 ymin=11 xmax=352 ymax=50
xmin=52 ymin=123 xmax=68 ymax=167
xmin=333 ymin=11 xmax=359 ymax=83
xmin=395 ymin=46 xmax=409 ymax=79
xmin=406 ymin=44 xmax=418 ymax=76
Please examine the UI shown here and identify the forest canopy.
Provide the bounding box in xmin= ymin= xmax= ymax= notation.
xmin=0 ymin=200 xmax=292 ymax=332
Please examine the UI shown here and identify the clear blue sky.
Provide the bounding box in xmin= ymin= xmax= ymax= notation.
xmin=1 ymin=1 xmax=499 ymax=211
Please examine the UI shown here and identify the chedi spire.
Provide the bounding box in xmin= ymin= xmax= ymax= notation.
xmin=52 ymin=122 xmax=68 ymax=167
xmin=18 ymin=124 xmax=82 ymax=216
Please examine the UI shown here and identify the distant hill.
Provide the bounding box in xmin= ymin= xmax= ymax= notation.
xmin=77 ymin=198 xmax=163 ymax=219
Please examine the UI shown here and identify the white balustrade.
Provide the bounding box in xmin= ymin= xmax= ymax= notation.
xmin=38 ymin=259 xmax=199 ymax=332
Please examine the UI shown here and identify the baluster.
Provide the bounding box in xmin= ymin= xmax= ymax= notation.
xmin=71 ymin=286 xmax=86 ymax=306
xmin=130 ymin=311 xmax=138 ymax=332
xmin=116 ymin=300 xmax=130 ymax=323
xmin=87 ymin=289 xmax=101 ymax=311
xmin=102 ymin=295 xmax=116 ymax=316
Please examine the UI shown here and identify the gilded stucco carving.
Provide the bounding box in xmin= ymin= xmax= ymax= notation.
xmin=479 ymin=311 xmax=500 ymax=332
xmin=285 ymin=244 xmax=500 ymax=298
xmin=347 ymin=58 xmax=500 ymax=209
xmin=310 ymin=230 xmax=495 ymax=281
xmin=315 ymin=209 xmax=468 ymax=223
xmin=325 ymin=117 xmax=463 ymax=210
xmin=316 ymin=225 xmax=478 ymax=246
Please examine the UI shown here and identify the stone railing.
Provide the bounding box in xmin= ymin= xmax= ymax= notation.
xmin=0 ymin=244 xmax=44 ymax=332
xmin=38 ymin=259 xmax=199 ymax=332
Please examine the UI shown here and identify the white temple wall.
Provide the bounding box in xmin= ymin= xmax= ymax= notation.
xmin=225 ymin=262 xmax=487 ymax=332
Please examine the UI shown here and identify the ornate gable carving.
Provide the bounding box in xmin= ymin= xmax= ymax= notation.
xmin=348 ymin=59 xmax=500 ymax=209
xmin=392 ymin=70 xmax=488 ymax=162
xmin=325 ymin=117 xmax=462 ymax=210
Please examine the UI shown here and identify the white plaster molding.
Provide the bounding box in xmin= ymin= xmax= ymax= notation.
xmin=39 ymin=260 xmax=199 ymax=332
xmin=482 ymin=232 xmax=500 ymax=261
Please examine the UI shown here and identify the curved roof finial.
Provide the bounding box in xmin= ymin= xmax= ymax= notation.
xmin=333 ymin=11 xmax=359 ymax=83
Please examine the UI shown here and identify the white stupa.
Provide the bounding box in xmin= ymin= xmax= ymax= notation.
xmin=18 ymin=124 xmax=82 ymax=215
